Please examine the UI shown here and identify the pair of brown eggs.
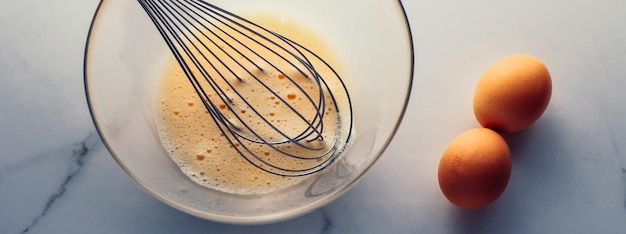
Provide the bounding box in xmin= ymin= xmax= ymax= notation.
xmin=438 ymin=54 xmax=552 ymax=209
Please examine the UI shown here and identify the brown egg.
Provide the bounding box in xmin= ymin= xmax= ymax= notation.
xmin=473 ymin=54 xmax=552 ymax=133
xmin=438 ymin=128 xmax=511 ymax=209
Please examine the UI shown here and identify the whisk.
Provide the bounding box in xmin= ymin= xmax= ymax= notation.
xmin=138 ymin=0 xmax=353 ymax=177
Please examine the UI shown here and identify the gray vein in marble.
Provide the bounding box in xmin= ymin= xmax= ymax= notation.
xmin=604 ymin=112 xmax=626 ymax=213
xmin=610 ymin=129 xmax=621 ymax=157
xmin=20 ymin=132 xmax=101 ymax=234
xmin=623 ymin=167 xmax=626 ymax=211
xmin=320 ymin=208 xmax=333 ymax=234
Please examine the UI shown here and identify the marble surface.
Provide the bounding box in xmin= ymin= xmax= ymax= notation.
xmin=2 ymin=0 xmax=626 ymax=233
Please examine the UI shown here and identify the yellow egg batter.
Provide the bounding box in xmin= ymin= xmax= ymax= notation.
xmin=154 ymin=12 xmax=350 ymax=195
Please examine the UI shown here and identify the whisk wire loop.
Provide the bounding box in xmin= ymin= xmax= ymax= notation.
xmin=165 ymin=0 xmax=327 ymax=147
xmin=182 ymin=0 xmax=333 ymax=145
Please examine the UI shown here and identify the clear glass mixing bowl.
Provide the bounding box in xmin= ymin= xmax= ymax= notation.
xmin=85 ymin=0 xmax=413 ymax=224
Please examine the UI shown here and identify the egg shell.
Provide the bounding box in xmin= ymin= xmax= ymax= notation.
xmin=473 ymin=54 xmax=552 ymax=133
xmin=438 ymin=128 xmax=511 ymax=209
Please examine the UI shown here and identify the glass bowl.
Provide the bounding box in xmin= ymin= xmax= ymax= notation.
xmin=85 ymin=0 xmax=413 ymax=224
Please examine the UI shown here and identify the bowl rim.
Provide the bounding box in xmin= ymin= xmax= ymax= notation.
xmin=83 ymin=0 xmax=415 ymax=224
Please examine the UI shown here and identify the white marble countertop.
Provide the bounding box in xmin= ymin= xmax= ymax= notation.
xmin=2 ymin=0 xmax=626 ymax=233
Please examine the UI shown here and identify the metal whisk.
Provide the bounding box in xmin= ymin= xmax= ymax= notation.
xmin=138 ymin=0 xmax=353 ymax=176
